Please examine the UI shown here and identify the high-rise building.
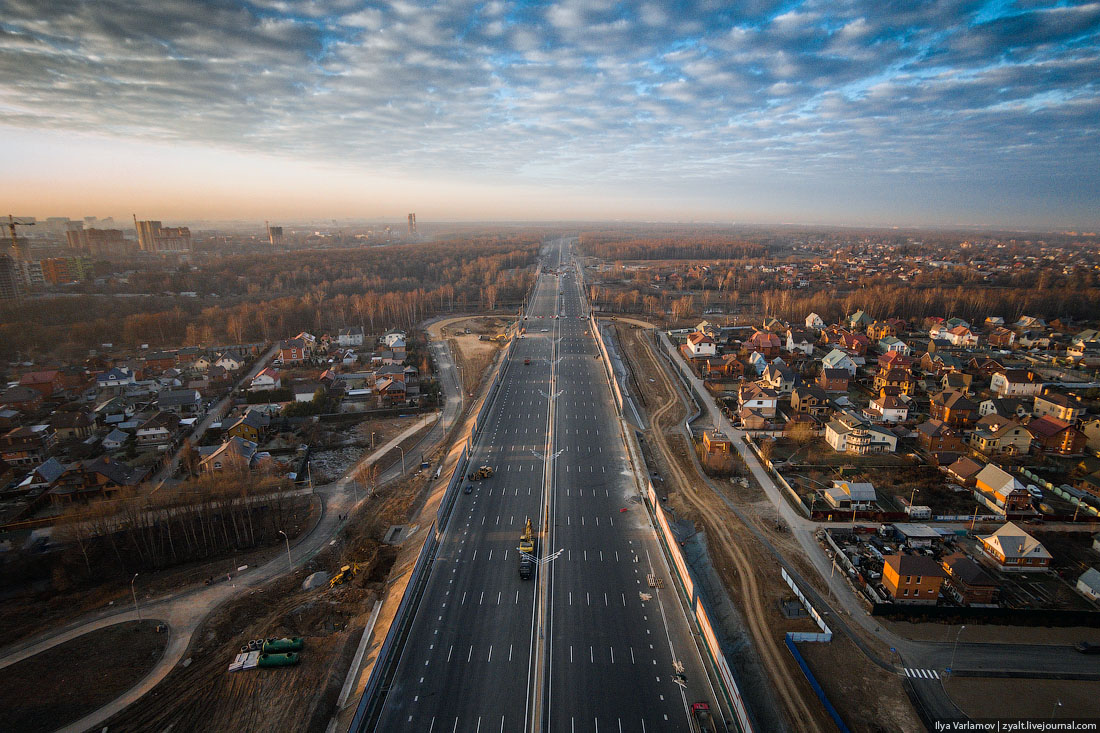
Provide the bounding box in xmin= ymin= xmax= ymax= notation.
xmin=408 ymin=213 xmax=417 ymax=236
xmin=267 ymin=223 xmax=285 ymax=247
xmin=0 ymin=254 xmax=24 ymax=300
xmin=66 ymin=228 xmax=133 ymax=256
xmin=134 ymin=217 xmax=192 ymax=252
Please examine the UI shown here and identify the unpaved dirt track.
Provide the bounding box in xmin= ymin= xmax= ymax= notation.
xmin=617 ymin=323 xmax=831 ymax=733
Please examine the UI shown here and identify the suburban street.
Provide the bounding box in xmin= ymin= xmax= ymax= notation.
xmin=373 ymin=239 xmax=722 ymax=732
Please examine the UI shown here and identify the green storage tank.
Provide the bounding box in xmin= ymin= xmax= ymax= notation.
xmin=263 ymin=637 xmax=304 ymax=653
xmin=258 ymin=652 xmax=300 ymax=668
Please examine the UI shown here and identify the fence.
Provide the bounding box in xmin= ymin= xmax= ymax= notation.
xmin=780 ymin=568 xmax=832 ymax=642
xmin=784 ymin=635 xmax=850 ymax=733
xmin=590 ymin=315 xmax=624 ymax=412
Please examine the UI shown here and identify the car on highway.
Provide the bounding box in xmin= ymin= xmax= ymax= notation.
xmin=1074 ymin=641 xmax=1100 ymax=654
xmin=690 ymin=702 xmax=720 ymax=732
xmin=463 ymin=484 xmax=473 ymax=494
xmin=541 ymin=328 xmax=548 ymax=332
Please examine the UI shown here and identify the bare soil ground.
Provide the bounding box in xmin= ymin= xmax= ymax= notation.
xmin=615 ymin=324 xmax=834 ymax=732
xmin=944 ymin=677 xmax=1098 ymax=720
xmin=433 ymin=314 xmax=510 ymax=395
xmin=0 ymin=620 xmax=167 ymax=733
xmin=796 ymin=635 xmax=920 ymax=733
xmin=97 ymin=467 xmax=438 ymax=733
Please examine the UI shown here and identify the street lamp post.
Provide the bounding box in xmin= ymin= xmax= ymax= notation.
xmin=950 ymin=624 xmax=966 ymax=672
xmin=398 ymin=445 xmax=406 ymax=474
xmin=131 ymin=573 xmax=142 ymax=621
xmin=371 ymin=431 xmax=376 ymax=451
xmin=278 ymin=530 xmax=292 ymax=570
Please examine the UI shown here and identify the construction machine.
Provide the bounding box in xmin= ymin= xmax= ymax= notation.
xmin=329 ymin=562 xmax=360 ymax=588
xmin=518 ymin=517 xmax=537 ymax=579
xmin=467 ymin=465 xmax=494 ymax=481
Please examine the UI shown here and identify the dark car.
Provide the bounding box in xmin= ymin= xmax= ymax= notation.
xmin=1074 ymin=641 xmax=1100 ymax=654
xmin=463 ymin=484 xmax=473 ymax=494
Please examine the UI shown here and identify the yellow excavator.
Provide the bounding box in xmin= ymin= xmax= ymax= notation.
xmin=329 ymin=562 xmax=360 ymax=588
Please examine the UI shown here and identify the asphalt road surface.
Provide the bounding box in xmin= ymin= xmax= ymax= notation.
xmin=374 ymin=239 xmax=722 ymax=732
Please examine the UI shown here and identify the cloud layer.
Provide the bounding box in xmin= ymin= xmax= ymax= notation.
xmin=2 ymin=0 xmax=1099 ymax=225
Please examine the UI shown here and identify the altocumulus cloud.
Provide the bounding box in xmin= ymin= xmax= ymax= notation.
xmin=1 ymin=0 xmax=1099 ymax=217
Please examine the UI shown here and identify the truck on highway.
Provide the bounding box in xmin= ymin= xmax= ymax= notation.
xmin=518 ymin=517 xmax=536 ymax=579
xmin=690 ymin=702 xmax=721 ymax=733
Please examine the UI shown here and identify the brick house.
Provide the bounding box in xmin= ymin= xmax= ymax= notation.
xmin=882 ymin=554 xmax=946 ymax=605
xmin=916 ymin=419 xmax=965 ymax=453
xmin=791 ymin=384 xmax=830 ymax=417
xmin=19 ymin=370 xmax=63 ymax=398
xmin=978 ymin=522 xmax=1051 ymax=571
xmin=1026 ymin=416 xmax=1087 ymax=455
xmin=929 ymin=390 xmax=978 ymax=428
xmin=974 ymin=464 xmax=1032 ymax=514
xmin=817 ymin=368 xmax=849 ymax=393
xmin=941 ymin=553 xmax=999 ymax=605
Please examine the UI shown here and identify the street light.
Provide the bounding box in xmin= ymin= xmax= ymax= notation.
xmin=398 ymin=445 xmax=406 ymax=474
xmin=950 ymin=625 xmax=966 ymax=672
xmin=1051 ymin=699 xmax=1062 ymax=720
xmin=370 ymin=431 xmax=376 ymax=451
xmin=130 ymin=573 xmax=142 ymax=621
xmin=278 ymin=530 xmax=292 ymax=570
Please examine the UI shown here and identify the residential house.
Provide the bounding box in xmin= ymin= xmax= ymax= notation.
xmin=702 ymin=430 xmax=732 ymax=455
xmin=0 ymin=385 xmax=43 ymax=411
xmin=822 ymin=348 xmax=857 ymax=376
xmin=785 ymin=329 xmax=815 ymax=356
xmin=0 ymin=425 xmax=57 ymax=467
xmin=199 ymin=437 xmax=260 ymax=474
xmin=49 ymin=455 xmax=147 ymax=504
xmin=225 ymin=410 xmax=270 ymax=443
xmin=376 ymin=378 xmax=407 ymax=406
xmin=157 ymin=388 xmax=203 ymax=416
xmin=190 ymin=354 xmax=212 ymax=372
xmin=974 ymin=464 xmax=1032 ymax=515
xmin=685 ymin=332 xmax=717 ymax=358
xmin=978 ymin=522 xmax=1051 ymax=571
xmin=704 ymin=354 xmax=744 ymax=379
xmin=987 ymin=327 xmax=1016 ymax=348
xmin=874 ymin=368 xmax=917 ymax=396
xmin=882 ymin=554 xmax=946 ymax=605
xmin=136 ymin=411 xmax=180 ymax=446
xmin=877 ymin=337 xmax=911 ymax=356
xmin=102 ymin=428 xmax=129 ymax=451
xmin=250 ymin=368 xmax=282 ymax=392
xmin=96 ymin=367 xmax=136 ymax=389
xmin=293 ymin=382 xmax=325 ymax=403
xmin=979 ymin=398 xmax=1029 ymax=420
xmin=805 ymin=312 xmax=825 ymax=329
xmin=867 ymin=320 xmax=898 ymax=341
xmin=946 ymin=456 xmax=984 ymax=486
xmin=969 ymin=414 xmax=1032 ymax=457
xmin=338 ymin=326 xmax=365 ymax=347
xmin=916 ymin=419 xmax=965 ymax=453
xmin=747 ymin=351 xmax=767 ymax=376
xmin=1026 ymin=416 xmax=1086 ymax=455
xmin=381 ymin=329 xmax=408 ymax=348
xmin=990 ymin=369 xmax=1043 ymax=398
xmin=817 ymin=368 xmax=849 ymax=393
xmin=864 ymin=393 xmax=909 ymax=423
xmin=738 ymin=383 xmax=779 ymax=418
xmin=838 ymin=330 xmax=869 ymax=355
xmin=791 ymin=385 xmax=830 ymax=417
xmin=941 ymin=373 xmax=973 ymax=394
xmin=968 ymin=357 xmax=1007 ymax=379
xmin=1076 ymin=568 xmax=1100 ymax=602
xmin=946 ymin=325 xmax=979 ymax=347
xmin=1085 ymin=417 xmax=1100 ymax=453
xmin=825 ymin=413 xmax=898 ymax=454
xmin=143 ymin=352 xmax=177 ymax=372
xmin=920 ymin=351 xmax=963 ymax=375
xmin=49 ymin=410 xmax=93 ymax=440
xmin=214 ymin=353 xmax=244 ymax=372
xmin=823 ymin=480 xmax=877 ymax=511
xmin=761 ymin=360 xmax=798 ymax=395
xmin=22 ymin=457 xmax=67 ymax=492
xmin=280 ymin=338 xmax=308 ymax=364
xmin=1032 ymin=393 xmax=1085 ymax=423
xmin=941 ymin=553 xmax=999 ymax=605
xmin=746 ymin=330 xmax=782 ymax=357
xmin=847 ymin=310 xmax=872 ymax=330
xmin=929 ymin=390 xmax=978 ymax=428
xmin=19 ymin=370 xmax=63 ymax=398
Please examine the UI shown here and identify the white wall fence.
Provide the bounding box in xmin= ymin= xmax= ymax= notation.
xmin=780 ymin=568 xmax=833 ymax=642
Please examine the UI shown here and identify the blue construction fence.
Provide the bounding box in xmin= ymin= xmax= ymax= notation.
xmin=784 ymin=633 xmax=850 ymax=733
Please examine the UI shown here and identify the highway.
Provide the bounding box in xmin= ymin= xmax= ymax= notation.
xmin=373 ymin=238 xmax=722 ymax=732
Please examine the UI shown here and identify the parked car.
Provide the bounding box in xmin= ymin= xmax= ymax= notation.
xmin=1074 ymin=641 xmax=1100 ymax=654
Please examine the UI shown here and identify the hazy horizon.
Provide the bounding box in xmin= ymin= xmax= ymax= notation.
xmin=3 ymin=1 xmax=1100 ymax=229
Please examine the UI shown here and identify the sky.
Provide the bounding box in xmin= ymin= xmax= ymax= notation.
xmin=1 ymin=0 xmax=1099 ymax=229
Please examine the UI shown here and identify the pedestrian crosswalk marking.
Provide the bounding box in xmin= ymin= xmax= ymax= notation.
xmin=905 ymin=668 xmax=940 ymax=680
